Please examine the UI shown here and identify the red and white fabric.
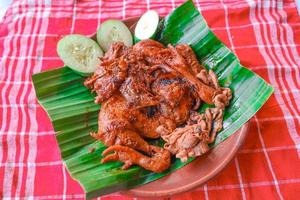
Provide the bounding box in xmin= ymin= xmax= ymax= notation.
xmin=0 ymin=0 xmax=299 ymax=199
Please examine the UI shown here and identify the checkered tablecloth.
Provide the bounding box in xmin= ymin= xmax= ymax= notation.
xmin=0 ymin=0 xmax=300 ymax=199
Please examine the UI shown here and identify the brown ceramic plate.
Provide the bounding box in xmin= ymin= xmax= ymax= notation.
xmin=116 ymin=17 xmax=249 ymax=198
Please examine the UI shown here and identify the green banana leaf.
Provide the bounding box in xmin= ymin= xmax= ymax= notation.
xmin=32 ymin=0 xmax=273 ymax=199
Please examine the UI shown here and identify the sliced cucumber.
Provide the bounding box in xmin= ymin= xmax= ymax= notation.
xmin=97 ymin=20 xmax=133 ymax=52
xmin=134 ymin=10 xmax=159 ymax=43
xmin=57 ymin=34 xmax=103 ymax=76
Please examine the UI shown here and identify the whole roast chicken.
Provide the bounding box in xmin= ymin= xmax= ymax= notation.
xmin=84 ymin=40 xmax=231 ymax=173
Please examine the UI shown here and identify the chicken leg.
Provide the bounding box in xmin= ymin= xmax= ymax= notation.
xmin=92 ymin=93 xmax=171 ymax=173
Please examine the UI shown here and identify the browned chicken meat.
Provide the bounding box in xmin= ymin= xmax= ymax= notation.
xmin=85 ymin=39 xmax=232 ymax=173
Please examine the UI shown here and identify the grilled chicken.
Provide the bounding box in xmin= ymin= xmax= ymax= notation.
xmin=85 ymin=40 xmax=231 ymax=172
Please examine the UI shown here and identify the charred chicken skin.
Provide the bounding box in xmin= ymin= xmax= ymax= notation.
xmin=85 ymin=40 xmax=232 ymax=173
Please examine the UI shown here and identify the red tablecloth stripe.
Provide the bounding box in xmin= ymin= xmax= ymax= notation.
xmin=0 ymin=0 xmax=299 ymax=199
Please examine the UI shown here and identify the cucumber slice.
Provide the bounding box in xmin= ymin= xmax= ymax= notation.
xmin=134 ymin=10 xmax=159 ymax=43
xmin=57 ymin=34 xmax=103 ymax=76
xmin=97 ymin=20 xmax=133 ymax=52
